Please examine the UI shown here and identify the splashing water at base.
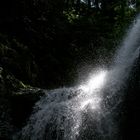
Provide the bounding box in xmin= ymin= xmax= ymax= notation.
xmin=15 ymin=16 xmax=140 ymax=140
xmin=17 ymin=70 xmax=108 ymax=140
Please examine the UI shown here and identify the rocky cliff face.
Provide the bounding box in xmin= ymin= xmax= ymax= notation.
xmin=0 ymin=67 xmax=45 ymax=140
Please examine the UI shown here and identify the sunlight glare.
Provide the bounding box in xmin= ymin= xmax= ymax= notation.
xmin=79 ymin=70 xmax=107 ymax=94
xmin=78 ymin=70 xmax=108 ymax=111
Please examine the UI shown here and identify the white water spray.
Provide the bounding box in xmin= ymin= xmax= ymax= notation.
xmin=15 ymin=16 xmax=140 ymax=140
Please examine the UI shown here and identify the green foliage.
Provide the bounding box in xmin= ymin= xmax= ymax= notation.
xmin=63 ymin=9 xmax=80 ymax=23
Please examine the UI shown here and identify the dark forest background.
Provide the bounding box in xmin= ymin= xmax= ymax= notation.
xmin=0 ymin=0 xmax=139 ymax=88
xmin=0 ymin=1 xmax=140 ymax=139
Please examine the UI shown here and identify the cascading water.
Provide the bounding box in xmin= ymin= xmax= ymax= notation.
xmin=14 ymin=16 xmax=140 ymax=140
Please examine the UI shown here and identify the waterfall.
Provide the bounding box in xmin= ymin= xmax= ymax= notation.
xmin=14 ymin=16 xmax=140 ymax=140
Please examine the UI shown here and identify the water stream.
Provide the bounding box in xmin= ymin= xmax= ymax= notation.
xmin=15 ymin=16 xmax=140 ymax=140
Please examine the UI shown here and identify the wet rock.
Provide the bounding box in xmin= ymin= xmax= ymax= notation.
xmin=0 ymin=67 xmax=45 ymax=139
xmin=10 ymin=88 xmax=45 ymax=128
xmin=0 ymin=87 xmax=45 ymax=139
